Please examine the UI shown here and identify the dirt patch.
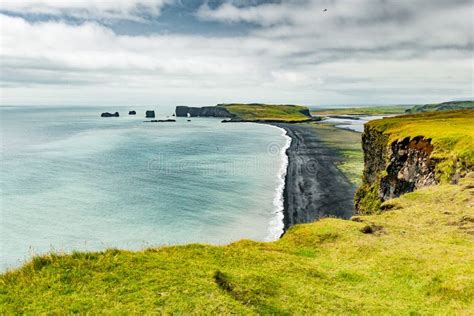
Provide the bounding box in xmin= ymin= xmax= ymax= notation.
xmin=360 ymin=224 xmax=385 ymax=235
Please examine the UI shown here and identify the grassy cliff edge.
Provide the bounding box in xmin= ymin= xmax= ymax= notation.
xmin=221 ymin=103 xmax=312 ymax=122
xmin=355 ymin=110 xmax=474 ymax=214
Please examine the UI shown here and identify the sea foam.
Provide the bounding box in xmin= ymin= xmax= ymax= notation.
xmin=265 ymin=125 xmax=291 ymax=241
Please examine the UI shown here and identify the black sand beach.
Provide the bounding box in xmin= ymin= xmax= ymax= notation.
xmin=272 ymin=123 xmax=355 ymax=231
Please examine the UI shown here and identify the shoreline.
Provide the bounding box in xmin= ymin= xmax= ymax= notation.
xmin=263 ymin=125 xmax=292 ymax=241
xmin=270 ymin=123 xmax=355 ymax=232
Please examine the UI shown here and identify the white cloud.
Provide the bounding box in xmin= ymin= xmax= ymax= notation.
xmin=0 ymin=0 xmax=171 ymax=21
xmin=0 ymin=0 xmax=473 ymax=106
xmin=197 ymin=2 xmax=293 ymax=26
xmin=198 ymin=0 xmax=473 ymax=51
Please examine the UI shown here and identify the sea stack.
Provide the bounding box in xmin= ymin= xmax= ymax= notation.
xmin=101 ymin=112 xmax=119 ymax=117
xmin=146 ymin=110 xmax=155 ymax=118
xmin=129 ymin=110 xmax=136 ymax=115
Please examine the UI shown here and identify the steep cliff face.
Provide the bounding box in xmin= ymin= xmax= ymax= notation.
xmin=355 ymin=125 xmax=441 ymax=214
xmin=380 ymin=136 xmax=437 ymax=200
xmin=175 ymin=106 xmax=232 ymax=118
xmin=298 ymin=108 xmax=312 ymax=117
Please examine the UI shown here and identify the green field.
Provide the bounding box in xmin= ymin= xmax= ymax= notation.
xmin=407 ymin=100 xmax=474 ymax=113
xmin=221 ymin=103 xmax=311 ymax=121
xmin=311 ymin=100 xmax=474 ymax=116
xmin=2 ymin=175 xmax=473 ymax=314
xmin=311 ymin=105 xmax=411 ymax=116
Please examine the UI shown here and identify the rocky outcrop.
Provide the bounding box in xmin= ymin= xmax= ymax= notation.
xmin=355 ymin=126 xmax=439 ymax=214
xmin=299 ymin=108 xmax=312 ymax=117
xmin=101 ymin=112 xmax=119 ymax=117
xmin=129 ymin=111 xmax=136 ymax=115
xmin=146 ymin=111 xmax=155 ymax=118
xmin=380 ymin=136 xmax=437 ymax=200
xmin=175 ymin=106 xmax=232 ymax=118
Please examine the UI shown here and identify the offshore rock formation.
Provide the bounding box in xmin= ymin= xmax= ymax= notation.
xmin=175 ymin=106 xmax=232 ymax=118
xmin=144 ymin=119 xmax=176 ymax=123
xmin=146 ymin=111 xmax=155 ymax=118
xmin=101 ymin=112 xmax=119 ymax=117
xmin=129 ymin=110 xmax=136 ymax=115
xmin=355 ymin=125 xmax=439 ymax=214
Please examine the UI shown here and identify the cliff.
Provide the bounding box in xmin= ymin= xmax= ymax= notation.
xmin=175 ymin=104 xmax=312 ymax=122
xmin=175 ymin=106 xmax=232 ymax=118
xmin=355 ymin=109 xmax=474 ymax=214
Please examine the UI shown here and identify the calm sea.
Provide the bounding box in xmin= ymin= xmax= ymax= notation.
xmin=0 ymin=106 xmax=290 ymax=270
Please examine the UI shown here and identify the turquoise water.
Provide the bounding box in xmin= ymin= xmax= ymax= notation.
xmin=0 ymin=106 xmax=289 ymax=270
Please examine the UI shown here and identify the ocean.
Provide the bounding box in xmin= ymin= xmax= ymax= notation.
xmin=0 ymin=106 xmax=290 ymax=270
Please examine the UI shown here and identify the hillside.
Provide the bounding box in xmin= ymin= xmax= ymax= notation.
xmin=310 ymin=101 xmax=474 ymax=116
xmin=311 ymin=105 xmax=411 ymax=116
xmin=220 ymin=103 xmax=312 ymax=122
xmin=407 ymin=101 xmax=474 ymax=113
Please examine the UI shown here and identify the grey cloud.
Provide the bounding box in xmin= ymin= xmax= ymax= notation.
xmin=1 ymin=1 xmax=472 ymax=105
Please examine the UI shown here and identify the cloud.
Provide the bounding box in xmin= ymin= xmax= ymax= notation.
xmin=0 ymin=0 xmax=473 ymax=106
xmin=197 ymin=2 xmax=293 ymax=26
xmin=197 ymin=0 xmax=473 ymax=52
xmin=0 ymin=0 xmax=172 ymax=21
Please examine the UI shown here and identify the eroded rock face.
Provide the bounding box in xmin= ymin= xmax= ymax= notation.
xmin=299 ymin=108 xmax=312 ymax=117
xmin=356 ymin=125 xmax=441 ymax=214
xmin=380 ymin=136 xmax=437 ymax=200
xmin=175 ymin=106 xmax=232 ymax=118
xmin=361 ymin=126 xmax=388 ymax=184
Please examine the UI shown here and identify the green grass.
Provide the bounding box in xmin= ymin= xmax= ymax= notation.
xmin=220 ymin=103 xmax=311 ymax=121
xmin=305 ymin=122 xmax=363 ymax=187
xmin=2 ymin=176 xmax=473 ymax=314
xmin=407 ymin=101 xmax=474 ymax=113
xmin=311 ymin=105 xmax=412 ymax=116
xmin=367 ymin=109 xmax=474 ymax=180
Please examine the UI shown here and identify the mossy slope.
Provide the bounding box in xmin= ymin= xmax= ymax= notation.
xmin=311 ymin=105 xmax=411 ymax=115
xmin=221 ymin=103 xmax=311 ymax=121
xmin=2 ymin=176 xmax=474 ymax=314
xmin=407 ymin=100 xmax=474 ymax=113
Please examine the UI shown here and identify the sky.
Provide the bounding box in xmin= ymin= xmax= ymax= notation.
xmin=0 ymin=0 xmax=473 ymax=107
